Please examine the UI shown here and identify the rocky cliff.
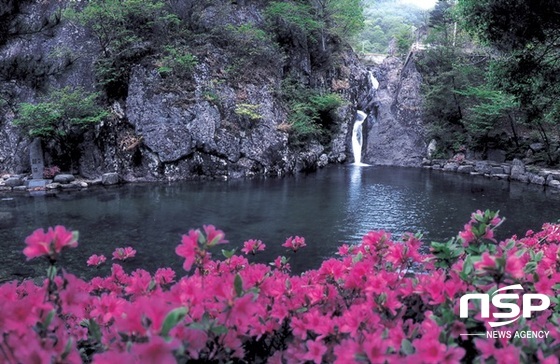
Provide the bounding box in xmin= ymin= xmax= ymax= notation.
xmin=0 ymin=1 xmax=426 ymax=181
xmin=360 ymin=54 xmax=426 ymax=167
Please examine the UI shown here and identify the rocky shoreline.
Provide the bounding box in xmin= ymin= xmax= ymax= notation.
xmin=4 ymin=157 xmax=560 ymax=194
xmin=423 ymin=158 xmax=560 ymax=189
xmin=0 ymin=172 xmax=121 ymax=193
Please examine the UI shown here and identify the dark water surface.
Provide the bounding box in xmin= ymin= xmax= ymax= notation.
xmin=1 ymin=165 xmax=560 ymax=280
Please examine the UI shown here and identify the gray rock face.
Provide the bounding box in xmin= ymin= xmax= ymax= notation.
xmin=362 ymin=56 xmax=426 ymax=166
xmin=102 ymin=173 xmax=120 ymax=186
xmin=0 ymin=2 xmax=366 ymax=180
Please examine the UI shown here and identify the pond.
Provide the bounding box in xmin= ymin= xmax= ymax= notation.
xmin=1 ymin=165 xmax=560 ymax=281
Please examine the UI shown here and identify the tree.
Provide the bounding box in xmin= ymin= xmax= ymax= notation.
xmin=65 ymin=0 xmax=180 ymax=99
xmin=458 ymin=0 xmax=560 ymax=163
xmin=13 ymin=87 xmax=108 ymax=170
xmin=266 ymin=0 xmax=363 ymax=53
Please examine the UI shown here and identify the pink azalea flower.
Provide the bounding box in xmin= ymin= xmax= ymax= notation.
xmin=337 ymin=244 xmax=351 ymax=256
xmin=130 ymin=335 xmax=179 ymax=363
xmin=413 ymin=337 xmax=446 ymax=363
xmin=362 ymin=333 xmax=389 ymax=363
xmin=23 ymin=225 xmax=78 ymax=260
xmin=154 ymin=268 xmax=176 ymax=285
xmin=124 ymin=269 xmax=152 ymax=296
xmin=450 ymin=321 xmax=467 ymax=338
xmin=203 ymin=225 xmax=228 ymax=246
xmin=282 ymin=236 xmax=307 ymax=252
xmin=474 ymin=252 xmax=496 ymax=272
xmin=303 ymin=339 xmax=328 ymax=364
xmin=537 ymin=350 xmax=559 ymax=364
xmin=441 ymin=346 xmax=466 ymax=364
xmin=505 ymin=251 xmax=525 ymax=278
xmin=273 ymin=256 xmax=291 ymax=272
xmin=459 ymin=224 xmax=476 ymax=245
xmin=112 ymin=246 xmax=136 ymax=261
xmin=241 ymin=239 xmax=266 ymax=255
xmin=175 ymin=230 xmax=200 ymax=271
xmin=475 ymin=338 xmax=496 ymax=360
xmin=87 ymin=254 xmax=107 ymax=267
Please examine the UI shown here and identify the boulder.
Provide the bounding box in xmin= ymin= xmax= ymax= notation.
xmin=102 ymin=173 xmax=120 ymax=186
xmin=510 ymin=159 xmax=527 ymax=182
xmin=443 ymin=162 xmax=459 ymax=172
xmin=486 ymin=149 xmax=506 ymax=163
xmin=5 ymin=176 xmax=23 ymax=187
xmin=490 ymin=167 xmax=504 ymax=175
xmin=548 ymin=179 xmax=560 ymax=189
xmin=474 ymin=161 xmax=491 ymax=174
xmin=529 ymin=174 xmax=546 ymax=185
xmin=457 ymin=165 xmax=474 ymax=174
xmin=53 ymin=174 xmax=75 ymax=184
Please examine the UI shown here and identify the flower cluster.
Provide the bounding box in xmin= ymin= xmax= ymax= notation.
xmin=1 ymin=215 xmax=559 ymax=363
xmin=23 ymin=225 xmax=78 ymax=261
xmin=241 ymin=239 xmax=266 ymax=255
xmin=112 ymin=246 xmax=137 ymax=261
xmin=282 ymin=236 xmax=307 ymax=252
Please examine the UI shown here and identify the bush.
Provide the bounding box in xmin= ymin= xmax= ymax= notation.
xmin=157 ymin=45 xmax=197 ymax=79
xmin=285 ymin=89 xmax=345 ymax=143
xmin=13 ymin=87 xmax=108 ymax=170
xmin=1 ymin=211 xmax=559 ymax=363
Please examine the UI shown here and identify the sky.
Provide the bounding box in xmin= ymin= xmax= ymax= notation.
xmin=399 ymin=0 xmax=438 ymax=10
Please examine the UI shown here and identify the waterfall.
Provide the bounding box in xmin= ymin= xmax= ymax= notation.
xmin=352 ymin=111 xmax=367 ymax=165
xmin=368 ymin=71 xmax=379 ymax=90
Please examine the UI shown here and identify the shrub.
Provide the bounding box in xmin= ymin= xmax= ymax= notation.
xmin=286 ymin=90 xmax=345 ymax=143
xmin=234 ymin=103 xmax=262 ymax=123
xmin=157 ymin=45 xmax=197 ymax=79
xmin=1 ymin=211 xmax=559 ymax=363
xmin=13 ymin=87 xmax=108 ymax=170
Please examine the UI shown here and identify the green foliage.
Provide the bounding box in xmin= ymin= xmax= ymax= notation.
xmin=234 ymin=103 xmax=262 ymax=122
xmin=283 ymin=85 xmax=345 ymax=142
xmin=266 ymin=0 xmax=364 ymax=53
xmin=215 ymin=22 xmax=283 ymax=80
xmin=356 ymin=0 xmax=427 ymax=54
xmin=65 ymin=0 xmax=180 ymax=98
xmin=457 ymin=0 xmax=560 ymax=163
xmin=13 ymin=87 xmax=107 ymax=169
xmin=157 ymin=45 xmax=197 ymax=78
xmin=265 ymin=1 xmax=321 ymax=40
xmin=14 ymin=87 xmax=107 ymax=140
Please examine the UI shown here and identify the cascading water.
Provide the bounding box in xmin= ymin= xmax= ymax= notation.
xmin=352 ymin=110 xmax=367 ymax=165
xmin=351 ymin=71 xmax=379 ymax=166
xmin=368 ymin=70 xmax=379 ymax=90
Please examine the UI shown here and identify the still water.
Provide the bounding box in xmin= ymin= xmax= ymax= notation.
xmin=1 ymin=165 xmax=560 ymax=280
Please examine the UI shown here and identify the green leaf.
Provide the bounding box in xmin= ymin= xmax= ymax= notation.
xmin=401 ymin=339 xmax=414 ymax=355
xmin=43 ymin=309 xmax=56 ymax=329
xmin=87 ymin=319 xmax=102 ymax=342
xmin=211 ymin=325 xmax=228 ymax=335
xmin=160 ymin=307 xmax=188 ymax=337
xmin=352 ymin=251 xmax=363 ymax=263
xmin=462 ymin=256 xmax=474 ymax=276
xmin=234 ymin=273 xmax=243 ymax=297
xmin=46 ymin=265 xmax=57 ymax=280
xmin=61 ymin=338 xmax=74 ymax=360
xmin=222 ymin=249 xmax=236 ymax=259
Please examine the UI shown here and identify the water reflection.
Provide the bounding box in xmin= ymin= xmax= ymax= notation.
xmin=1 ymin=166 xmax=560 ymax=280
